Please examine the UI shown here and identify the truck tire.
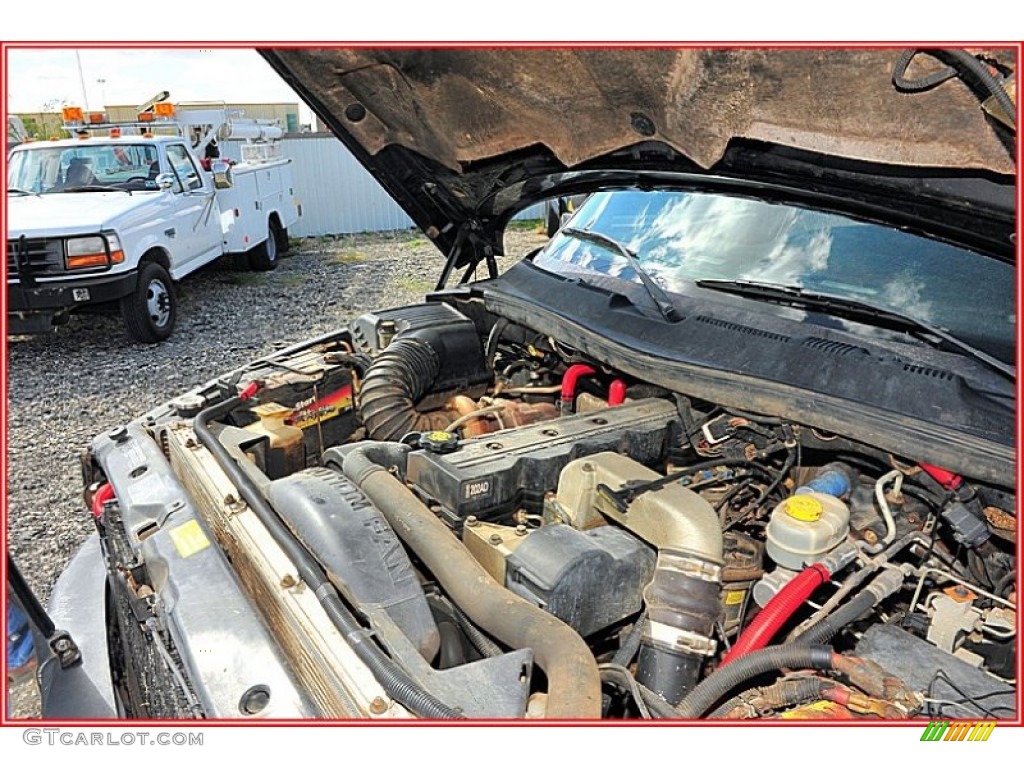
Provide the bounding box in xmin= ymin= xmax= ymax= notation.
xmin=277 ymin=223 xmax=291 ymax=254
xmin=248 ymin=219 xmax=281 ymax=271
xmin=121 ymin=262 xmax=176 ymax=343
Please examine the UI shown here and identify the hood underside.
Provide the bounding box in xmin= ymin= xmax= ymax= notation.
xmin=261 ymin=48 xmax=1016 ymax=261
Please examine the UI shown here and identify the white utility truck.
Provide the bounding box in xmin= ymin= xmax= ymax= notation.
xmin=6 ymin=98 xmax=300 ymax=342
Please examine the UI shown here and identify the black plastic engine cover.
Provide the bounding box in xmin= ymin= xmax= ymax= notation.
xmin=406 ymin=398 xmax=680 ymax=524
xmin=268 ymin=467 xmax=441 ymax=660
xmin=506 ymin=525 xmax=656 ymax=638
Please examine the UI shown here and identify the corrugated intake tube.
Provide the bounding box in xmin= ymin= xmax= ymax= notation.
xmin=343 ymin=447 xmax=603 ymax=718
xmin=195 ymin=394 xmax=463 ymax=719
xmin=675 ymin=644 xmax=836 ymax=719
xmin=720 ymin=563 xmax=830 ymax=665
xmin=358 ymin=337 xmax=451 ymax=440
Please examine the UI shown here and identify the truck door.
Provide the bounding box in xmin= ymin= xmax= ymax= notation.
xmin=164 ymin=143 xmax=222 ymax=273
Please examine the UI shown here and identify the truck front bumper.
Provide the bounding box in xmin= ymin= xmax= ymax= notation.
xmin=7 ymin=271 xmax=138 ymax=333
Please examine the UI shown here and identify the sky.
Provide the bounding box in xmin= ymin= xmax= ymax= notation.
xmin=6 ymin=48 xmax=316 ymax=125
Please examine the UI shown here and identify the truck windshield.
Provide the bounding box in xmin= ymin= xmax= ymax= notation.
xmin=8 ymin=143 xmax=161 ymax=193
xmin=533 ymin=190 xmax=1015 ymax=366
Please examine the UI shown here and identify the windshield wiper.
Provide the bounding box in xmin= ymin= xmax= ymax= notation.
xmin=696 ymin=279 xmax=1014 ymax=381
xmin=63 ymin=184 xmax=131 ymax=195
xmin=561 ymin=227 xmax=681 ymax=322
xmin=8 ymin=187 xmax=40 ymax=197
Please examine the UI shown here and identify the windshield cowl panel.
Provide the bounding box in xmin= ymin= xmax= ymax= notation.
xmin=533 ymin=189 xmax=1015 ymax=367
xmin=477 ymin=261 xmax=1014 ymax=481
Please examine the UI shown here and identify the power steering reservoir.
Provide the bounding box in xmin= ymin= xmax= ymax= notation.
xmin=765 ymin=491 xmax=850 ymax=571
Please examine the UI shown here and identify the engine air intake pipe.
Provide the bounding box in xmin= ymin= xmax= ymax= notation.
xmin=358 ymin=337 xmax=454 ymax=441
xmin=636 ymin=556 xmax=722 ymax=705
xmin=554 ymin=453 xmax=724 ymax=705
xmin=342 ymin=446 xmax=603 ymax=719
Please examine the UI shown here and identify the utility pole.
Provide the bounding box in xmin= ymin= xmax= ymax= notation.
xmin=75 ymin=50 xmax=89 ymax=110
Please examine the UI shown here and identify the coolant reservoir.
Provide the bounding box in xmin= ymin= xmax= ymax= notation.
xmin=765 ymin=491 xmax=850 ymax=570
xmin=244 ymin=402 xmax=305 ymax=479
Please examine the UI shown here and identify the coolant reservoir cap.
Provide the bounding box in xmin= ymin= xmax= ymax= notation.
xmin=785 ymin=495 xmax=824 ymax=522
xmin=419 ymin=430 xmax=459 ymax=454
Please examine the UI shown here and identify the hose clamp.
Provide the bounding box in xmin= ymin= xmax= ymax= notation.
xmin=657 ymin=552 xmax=722 ymax=583
xmin=646 ymin=620 xmax=718 ymax=656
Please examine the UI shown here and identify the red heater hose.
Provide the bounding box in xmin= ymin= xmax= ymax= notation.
xmin=559 ymin=364 xmax=597 ymax=413
xmin=91 ymin=483 xmax=115 ymax=518
xmin=720 ymin=562 xmax=831 ymax=665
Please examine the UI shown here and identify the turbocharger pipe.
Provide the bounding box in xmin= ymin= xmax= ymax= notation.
xmin=343 ymin=447 xmax=603 ymax=719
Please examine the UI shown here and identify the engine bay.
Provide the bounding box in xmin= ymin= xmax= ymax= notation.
xmin=86 ymin=299 xmax=1018 ymax=720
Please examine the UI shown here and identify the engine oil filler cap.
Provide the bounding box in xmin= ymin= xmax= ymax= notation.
xmin=785 ymin=495 xmax=824 ymax=522
xmin=420 ymin=430 xmax=459 ymax=454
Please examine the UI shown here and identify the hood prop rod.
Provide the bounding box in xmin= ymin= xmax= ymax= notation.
xmin=6 ymin=552 xmax=82 ymax=669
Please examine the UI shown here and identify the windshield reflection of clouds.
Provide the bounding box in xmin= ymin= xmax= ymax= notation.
xmin=536 ymin=190 xmax=1014 ymax=363
xmin=741 ymin=228 xmax=834 ymax=287
xmin=880 ymin=273 xmax=936 ymax=324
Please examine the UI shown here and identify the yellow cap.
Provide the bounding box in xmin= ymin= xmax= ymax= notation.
xmin=786 ymin=495 xmax=824 ymax=522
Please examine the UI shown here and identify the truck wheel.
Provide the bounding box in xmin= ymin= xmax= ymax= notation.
xmin=248 ymin=219 xmax=281 ymax=271
xmin=121 ymin=262 xmax=176 ymax=343
xmin=277 ymin=224 xmax=291 ymax=254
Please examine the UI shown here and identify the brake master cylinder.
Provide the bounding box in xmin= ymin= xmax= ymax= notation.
xmin=766 ymin=492 xmax=850 ymax=570
xmin=754 ymin=477 xmax=852 ymax=606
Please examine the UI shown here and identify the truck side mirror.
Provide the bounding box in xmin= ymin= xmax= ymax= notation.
xmin=211 ymin=160 xmax=234 ymax=190
xmin=154 ymin=173 xmax=176 ymax=191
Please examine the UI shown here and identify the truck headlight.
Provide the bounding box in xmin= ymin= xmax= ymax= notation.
xmin=65 ymin=234 xmax=124 ymax=269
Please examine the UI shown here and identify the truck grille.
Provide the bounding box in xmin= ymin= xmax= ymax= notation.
xmin=6 ymin=237 xmax=65 ymax=277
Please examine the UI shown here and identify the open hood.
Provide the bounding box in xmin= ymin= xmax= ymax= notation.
xmin=260 ymin=48 xmax=1016 ymax=267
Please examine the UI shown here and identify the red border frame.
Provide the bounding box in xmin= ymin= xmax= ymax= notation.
xmin=1 ymin=40 xmax=1021 ymax=730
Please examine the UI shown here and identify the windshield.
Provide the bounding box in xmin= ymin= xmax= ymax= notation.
xmin=8 ymin=143 xmax=160 ymax=193
xmin=533 ymin=190 xmax=1015 ymax=365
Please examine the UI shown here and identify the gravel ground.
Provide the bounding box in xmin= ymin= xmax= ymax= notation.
xmin=5 ymin=226 xmax=547 ymax=717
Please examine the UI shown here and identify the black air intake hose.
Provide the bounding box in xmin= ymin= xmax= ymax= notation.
xmin=195 ymin=394 xmax=463 ymax=719
xmin=675 ymin=644 xmax=835 ymax=719
xmin=358 ymin=337 xmax=448 ymax=441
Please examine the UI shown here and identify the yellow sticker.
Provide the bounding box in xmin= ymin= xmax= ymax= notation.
xmin=786 ymin=495 xmax=824 ymax=522
xmin=168 ymin=520 xmax=210 ymax=559
xmin=724 ymin=590 xmax=746 ymax=605
xmin=780 ymin=700 xmax=836 ymax=718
